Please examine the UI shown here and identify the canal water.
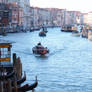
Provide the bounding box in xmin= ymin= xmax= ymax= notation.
xmin=1 ymin=28 xmax=92 ymax=92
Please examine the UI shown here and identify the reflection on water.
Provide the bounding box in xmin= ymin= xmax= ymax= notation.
xmin=2 ymin=27 xmax=92 ymax=92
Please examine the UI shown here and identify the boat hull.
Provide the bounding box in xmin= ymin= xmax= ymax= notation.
xmin=32 ymin=47 xmax=49 ymax=56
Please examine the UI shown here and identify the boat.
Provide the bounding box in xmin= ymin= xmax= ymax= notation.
xmin=32 ymin=43 xmax=49 ymax=55
xmin=39 ymin=31 xmax=46 ymax=36
xmin=30 ymin=27 xmax=41 ymax=32
xmin=72 ymin=31 xmax=81 ymax=37
xmin=87 ymin=27 xmax=92 ymax=40
xmin=61 ymin=25 xmax=77 ymax=32
xmin=3 ymin=72 xmax=26 ymax=86
xmin=12 ymin=76 xmax=38 ymax=92
xmin=17 ymin=72 xmax=26 ymax=85
xmin=0 ymin=70 xmax=15 ymax=80
xmin=18 ymin=76 xmax=38 ymax=91
xmin=42 ymin=27 xmax=48 ymax=33
xmin=88 ymin=35 xmax=92 ymax=41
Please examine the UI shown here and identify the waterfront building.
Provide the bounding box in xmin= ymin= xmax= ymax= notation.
xmin=21 ymin=0 xmax=30 ymax=31
xmin=87 ymin=12 xmax=92 ymax=25
xmin=50 ymin=8 xmax=65 ymax=27
xmin=7 ymin=0 xmax=30 ymax=31
xmin=0 ymin=3 xmax=11 ymax=34
xmin=30 ymin=7 xmax=39 ymax=28
xmin=64 ymin=11 xmax=83 ymax=26
xmin=8 ymin=3 xmax=19 ymax=32
xmin=37 ymin=8 xmax=51 ymax=27
xmin=45 ymin=8 xmax=65 ymax=27
xmin=75 ymin=11 xmax=84 ymax=25
xmin=0 ymin=0 xmax=8 ymax=3
xmin=6 ymin=3 xmax=23 ymax=32
xmin=30 ymin=7 xmax=51 ymax=28
xmin=83 ymin=13 xmax=88 ymax=24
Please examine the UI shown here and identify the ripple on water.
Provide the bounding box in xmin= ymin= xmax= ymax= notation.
xmin=2 ymin=28 xmax=92 ymax=92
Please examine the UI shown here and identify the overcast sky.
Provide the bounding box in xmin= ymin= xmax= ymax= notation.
xmin=30 ymin=0 xmax=92 ymax=13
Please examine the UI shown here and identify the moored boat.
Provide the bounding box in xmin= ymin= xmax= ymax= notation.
xmin=0 ymin=70 xmax=15 ymax=80
xmin=61 ymin=25 xmax=77 ymax=32
xmin=72 ymin=32 xmax=81 ymax=37
xmin=18 ymin=76 xmax=38 ymax=91
xmin=16 ymin=72 xmax=26 ymax=85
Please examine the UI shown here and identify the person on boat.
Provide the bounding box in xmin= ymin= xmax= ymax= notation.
xmin=37 ymin=42 xmax=41 ymax=46
xmin=42 ymin=27 xmax=45 ymax=31
xmin=36 ymin=42 xmax=42 ymax=48
xmin=36 ymin=42 xmax=44 ymax=51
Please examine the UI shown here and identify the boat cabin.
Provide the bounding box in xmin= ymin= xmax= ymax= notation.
xmin=0 ymin=41 xmax=13 ymax=71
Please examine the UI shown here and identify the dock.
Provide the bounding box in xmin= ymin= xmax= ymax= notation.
xmin=0 ymin=41 xmax=38 ymax=92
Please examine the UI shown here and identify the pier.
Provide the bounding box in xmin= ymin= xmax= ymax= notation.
xmin=0 ymin=41 xmax=38 ymax=92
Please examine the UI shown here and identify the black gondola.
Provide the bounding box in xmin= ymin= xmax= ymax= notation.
xmin=6 ymin=70 xmax=15 ymax=79
xmin=18 ymin=76 xmax=38 ymax=91
xmin=0 ymin=70 xmax=15 ymax=80
xmin=4 ymin=72 xmax=26 ymax=86
xmin=17 ymin=72 xmax=26 ymax=85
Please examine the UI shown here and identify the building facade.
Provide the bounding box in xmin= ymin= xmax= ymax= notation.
xmin=7 ymin=0 xmax=30 ymax=30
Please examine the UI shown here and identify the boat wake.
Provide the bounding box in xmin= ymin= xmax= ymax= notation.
xmin=14 ymin=50 xmax=33 ymax=56
xmin=49 ymin=48 xmax=64 ymax=56
xmin=14 ymin=48 xmax=64 ymax=57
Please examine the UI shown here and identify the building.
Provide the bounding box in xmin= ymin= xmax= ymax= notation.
xmin=83 ymin=13 xmax=88 ymax=24
xmin=0 ymin=3 xmax=11 ymax=34
xmin=6 ymin=0 xmax=30 ymax=30
xmin=7 ymin=3 xmax=20 ymax=32
xmin=83 ymin=12 xmax=92 ymax=25
xmin=87 ymin=12 xmax=92 ymax=25
xmin=0 ymin=0 xmax=8 ymax=3
xmin=30 ymin=7 xmax=51 ymax=28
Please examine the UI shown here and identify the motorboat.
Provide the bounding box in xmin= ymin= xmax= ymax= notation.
xmin=32 ymin=43 xmax=49 ymax=55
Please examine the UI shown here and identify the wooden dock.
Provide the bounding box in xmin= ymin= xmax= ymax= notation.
xmin=0 ymin=42 xmax=38 ymax=92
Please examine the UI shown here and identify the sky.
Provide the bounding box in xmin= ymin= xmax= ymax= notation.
xmin=30 ymin=0 xmax=92 ymax=13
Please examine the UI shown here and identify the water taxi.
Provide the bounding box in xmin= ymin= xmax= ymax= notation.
xmin=32 ymin=42 xmax=49 ymax=56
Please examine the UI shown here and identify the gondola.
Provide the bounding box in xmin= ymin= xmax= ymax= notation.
xmin=0 ymin=70 xmax=15 ymax=80
xmin=3 ymin=72 xmax=26 ymax=86
xmin=17 ymin=72 xmax=26 ymax=85
xmin=18 ymin=76 xmax=38 ymax=91
xmin=6 ymin=70 xmax=15 ymax=79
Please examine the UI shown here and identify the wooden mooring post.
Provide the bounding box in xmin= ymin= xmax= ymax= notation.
xmin=14 ymin=76 xmax=18 ymax=92
xmin=13 ymin=53 xmax=17 ymax=66
xmin=13 ymin=53 xmax=22 ymax=80
xmin=7 ymin=79 xmax=12 ymax=92
xmin=0 ymin=82 xmax=4 ymax=92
